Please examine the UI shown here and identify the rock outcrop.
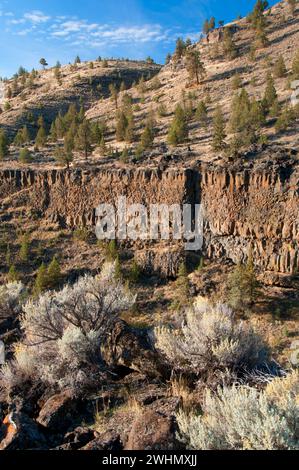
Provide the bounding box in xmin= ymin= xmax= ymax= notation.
xmin=0 ymin=151 xmax=298 ymax=278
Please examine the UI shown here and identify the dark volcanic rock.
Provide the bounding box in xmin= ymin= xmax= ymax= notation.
xmin=36 ymin=390 xmax=81 ymax=432
xmin=0 ymin=412 xmax=46 ymax=450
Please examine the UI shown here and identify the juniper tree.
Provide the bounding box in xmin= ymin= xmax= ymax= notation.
xmin=0 ymin=129 xmax=9 ymax=160
xmin=212 ymin=105 xmax=226 ymax=151
xmin=203 ymin=19 xmax=210 ymax=35
xmin=47 ymin=257 xmax=62 ymax=289
xmin=209 ymin=17 xmax=216 ymax=30
xmin=39 ymin=58 xmax=48 ymax=70
xmin=292 ymin=50 xmax=299 ymax=79
xmin=174 ymin=37 xmax=186 ymax=60
xmin=262 ymin=72 xmax=278 ymax=113
xmin=128 ymin=260 xmax=141 ymax=284
xmin=35 ymin=125 xmax=47 ymax=148
xmin=195 ymin=101 xmax=208 ymax=127
xmin=167 ymin=104 xmax=189 ymax=146
xmin=227 ymin=256 xmax=259 ymax=310
xmin=7 ymin=265 xmax=19 ymax=282
xmin=255 ymin=21 xmax=269 ymax=47
xmin=33 ymin=263 xmax=48 ymax=296
xmin=223 ymin=27 xmax=238 ymax=59
xmin=273 ymin=55 xmax=287 ymax=78
xmin=19 ymin=148 xmax=32 ymax=163
xmin=109 ymin=83 xmax=119 ymax=108
xmin=140 ymin=121 xmax=155 ymax=150
xmin=249 ymin=0 xmax=269 ymax=28
xmin=64 ymin=126 xmax=75 ymax=153
xmin=116 ymin=110 xmax=128 ymax=141
xmin=14 ymin=126 xmax=30 ymax=146
xmin=54 ymin=146 xmax=73 ymax=169
xmin=172 ymin=262 xmax=190 ymax=310
xmin=19 ymin=234 xmax=30 ymax=263
xmin=185 ymin=50 xmax=205 ymax=85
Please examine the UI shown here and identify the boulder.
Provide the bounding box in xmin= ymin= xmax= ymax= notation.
xmin=125 ymin=409 xmax=180 ymax=451
xmin=63 ymin=426 xmax=95 ymax=450
xmin=81 ymin=431 xmax=122 ymax=451
xmin=36 ymin=390 xmax=80 ymax=432
xmin=103 ymin=320 xmax=165 ymax=378
xmin=0 ymin=412 xmax=46 ymax=450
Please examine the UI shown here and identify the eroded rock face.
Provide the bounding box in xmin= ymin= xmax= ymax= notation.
xmin=0 ymin=152 xmax=298 ymax=277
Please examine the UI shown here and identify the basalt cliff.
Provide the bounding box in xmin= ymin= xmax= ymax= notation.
xmin=1 ymin=147 xmax=298 ymax=282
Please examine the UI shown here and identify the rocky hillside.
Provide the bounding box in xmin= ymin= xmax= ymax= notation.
xmin=0 ymin=60 xmax=161 ymax=138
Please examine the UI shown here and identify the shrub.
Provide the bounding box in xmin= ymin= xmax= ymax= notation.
xmin=155 ymin=298 xmax=268 ymax=377
xmin=19 ymin=147 xmax=32 ymax=163
xmin=177 ymin=370 xmax=299 ymax=450
xmin=227 ymin=256 xmax=259 ymax=310
xmin=1 ymin=263 xmax=135 ymax=397
xmin=0 ymin=281 xmax=26 ymax=322
xmin=167 ymin=104 xmax=189 ymax=146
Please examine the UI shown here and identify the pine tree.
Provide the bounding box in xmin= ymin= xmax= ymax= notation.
xmin=34 ymin=263 xmax=48 ymax=296
xmin=168 ymin=104 xmax=189 ymax=146
xmin=173 ymin=262 xmax=190 ymax=310
xmin=209 ymin=17 xmax=216 ymax=30
xmin=47 ymin=257 xmax=62 ymax=289
xmin=203 ymin=19 xmax=210 ymax=35
xmin=76 ymin=119 xmax=92 ymax=160
xmin=174 ymin=38 xmax=186 ymax=60
xmin=0 ymin=129 xmax=9 ymax=160
xmin=39 ymin=58 xmax=48 ymax=70
xmin=54 ymin=146 xmax=73 ymax=169
xmin=7 ymin=265 xmax=19 ymax=282
xmin=128 ymin=260 xmax=141 ymax=284
xmin=140 ymin=123 xmax=154 ymax=150
xmin=19 ymin=234 xmax=30 ymax=262
xmin=255 ymin=21 xmax=269 ymax=47
xmin=273 ymin=55 xmax=287 ymax=78
xmin=212 ymin=106 xmax=226 ymax=151
xmin=49 ymin=121 xmax=58 ymax=141
xmin=262 ymin=73 xmax=278 ymax=113
xmin=249 ymin=1 xmax=269 ymax=29
xmin=116 ymin=110 xmax=128 ymax=141
xmin=35 ymin=125 xmax=47 ymax=148
xmin=185 ymin=50 xmax=205 ymax=85
xmin=223 ymin=27 xmax=238 ymax=59
xmin=195 ymin=101 xmax=208 ymax=127
xmin=109 ymin=83 xmax=119 ymax=108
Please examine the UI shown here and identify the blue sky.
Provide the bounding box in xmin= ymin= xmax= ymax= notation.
xmin=0 ymin=0 xmax=278 ymax=77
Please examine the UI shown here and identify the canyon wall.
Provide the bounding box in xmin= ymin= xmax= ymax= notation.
xmin=0 ymin=161 xmax=298 ymax=276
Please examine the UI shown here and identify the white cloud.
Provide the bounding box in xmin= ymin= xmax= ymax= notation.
xmin=24 ymin=10 xmax=50 ymax=24
xmin=3 ymin=7 xmax=200 ymax=56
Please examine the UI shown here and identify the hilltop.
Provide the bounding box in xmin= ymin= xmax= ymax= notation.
xmin=0 ymin=0 xmax=298 ymax=170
